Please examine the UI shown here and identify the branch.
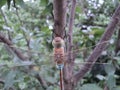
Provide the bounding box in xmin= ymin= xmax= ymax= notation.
xmin=35 ymin=74 xmax=48 ymax=89
xmin=115 ymin=28 xmax=120 ymax=54
xmin=15 ymin=8 xmax=32 ymax=60
xmin=62 ymin=0 xmax=76 ymax=85
xmin=0 ymin=8 xmax=9 ymax=26
xmin=0 ymin=8 xmax=11 ymax=40
xmin=0 ymin=33 xmax=28 ymax=61
xmin=53 ymin=0 xmax=67 ymax=38
xmin=73 ymin=4 xmax=120 ymax=83
xmin=68 ymin=0 xmax=76 ymax=61
xmin=0 ymin=39 xmax=2 ymax=42
xmin=79 ymin=0 xmax=88 ymax=17
xmin=22 ymin=68 xmax=48 ymax=89
xmin=104 ymin=85 xmax=109 ymax=90
xmin=0 ymin=79 xmax=4 ymax=85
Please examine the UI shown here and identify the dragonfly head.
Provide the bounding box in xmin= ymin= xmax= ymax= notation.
xmin=52 ymin=37 xmax=65 ymax=48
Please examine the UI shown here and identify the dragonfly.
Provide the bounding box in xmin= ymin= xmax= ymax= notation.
xmin=0 ymin=37 xmax=117 ymax=88
xmin=5 ymin=38 xmax=115 ymax=68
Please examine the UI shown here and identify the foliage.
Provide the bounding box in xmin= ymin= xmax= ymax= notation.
xmin=0 ymin=0 xmax=120 ymax=90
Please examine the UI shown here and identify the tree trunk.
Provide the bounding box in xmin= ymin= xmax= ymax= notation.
xmin=53 ymin=0 xmax=120 ymax=89
xmin=53 ymin=0 xmax=67 ymax=38
xmin=53 ymin=0 xmax=76 ymax=90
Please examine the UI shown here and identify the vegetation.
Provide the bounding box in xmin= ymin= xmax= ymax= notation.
xmin=0 ymin=0 xmax=120 ymax=90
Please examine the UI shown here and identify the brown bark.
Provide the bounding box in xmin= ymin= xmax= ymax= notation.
xmin=53 ymin=0 xmax=76 ymax=90
xmin=73 ymin=4 xmax=120 ymax=84
xmin=115 ymin=28 xmax=120 ymax=54
xmin=68 ymin=0 xmax=76 ymax=61
xmin=104 ymin=85 xmax=109 ymax=90
xmin=53 ymin=0 xmax=67 ymax=38
xmin=35 ymin=74 xmax=48 ymax=89
xmin=63 ymin=0 xmax=76 ymax=90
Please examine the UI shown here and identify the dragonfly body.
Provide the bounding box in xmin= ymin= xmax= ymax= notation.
xmin=52 ymin=37 xmax=65 ymax=90
xmin=52 ymin=37 xmax=65 ymax=65
xmin=53 ymin=47 xmax=65 ymax=64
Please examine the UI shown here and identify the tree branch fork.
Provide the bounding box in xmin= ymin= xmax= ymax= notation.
xmin=1 ymin=1 xmax=120 ymax=90
xmin=72 ymin=4 xmax=120 ymax=84
xmin=53 ymin=0 xmax=120 ymax=89
xmin=0 ymin=33 xmax=48 ymax=89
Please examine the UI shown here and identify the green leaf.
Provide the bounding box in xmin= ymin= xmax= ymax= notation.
xmin=40 ymin=0 xmax=48 ymax=6
xmin=15 ymin=0 xmax=26 ymax=8
xmin=76 ymin=6 xmax=82 ymax=13
xmin=91 ymin=27 xmax=104 ymax=36
xmin=106 ymin=75 xmax=116 ymax=90
xmin=104 ymin=64 xmax=116 ymax=75
xmin=42 ymin=3 xmax=53 ymax=15
xmin=115 ymin=86 xmax=120 ymax=90
xmin=47 ymin=86 xmax=54 ymax=90
xmin=96 ymin=74 xmax=106 ymax=80
xmin=45 ymin=76 xmax=56 ymax=84
xmin=81 ymin=84 xmax=102 ymax=90
xmin=0 ymin=0 xmax=7 ymax=8
xmin=4 ymin=70 xmax=17 ymax=89
xmin=19 ymin=82 xmax=26 ymax=89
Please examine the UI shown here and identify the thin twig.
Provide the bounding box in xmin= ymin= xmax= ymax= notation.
xmin=0 ymin=33 xmax=28 ymax=61
xmin=35 ymin=74 xmax=48 ymax=89
xmin=15 ymin=8 xmax=32 ymax=60
xmin=0 ymin=9 xmax=8 ymax=26
xmin=67 ymin=0 xmax=76 ymax=62
xmin=0 ymin=8 xmax=11 ymax=40
xmin=115 ymin=28 xmax=120 ymax=54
